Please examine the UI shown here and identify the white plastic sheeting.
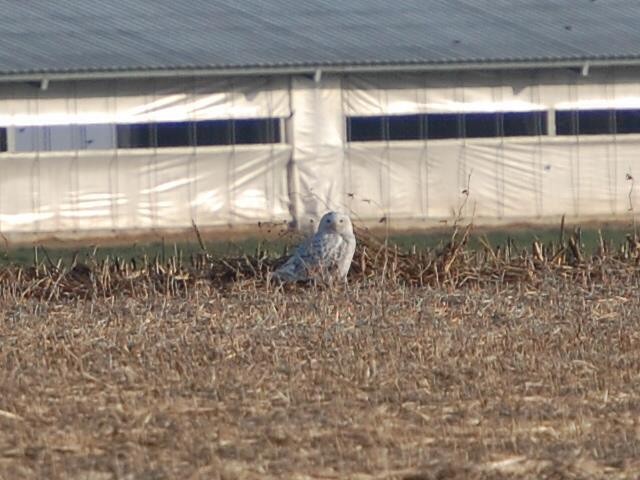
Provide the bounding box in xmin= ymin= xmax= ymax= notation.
xmin=340 ymin=69 xmax=640 ymax=224
xmin=344 ymin=71 xmax=546 ymax=115
xmin=345 ymin=138 xmax=639 ymax=222
xmin=0 ymin=77 xmax=290 ymax=126
xmin=343 ymin=69 xmax=640 ymax=115
xmin=0 ymin=77 xmax=292 ymax=236
xmin=0 ymin=147 xmax=291 ymax=233
xmin=289 ymin=76 xmax=347 ymax=226
xmin=2 ymin=70 xmax=640 ymax=239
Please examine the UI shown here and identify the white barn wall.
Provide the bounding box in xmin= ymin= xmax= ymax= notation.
xmin=0 ymin=78 xmax=292 ymax=235
xmin=340 ymin=68 xmax=640 ymax=225
xmin=0 ymin=147 xmax=292 ymax=234
xmin=0 ymin=77 xmax=290 ymax=126
xmin=289 ymin=76 xmax=347 ymax=228
xmin=0 ymin=69 xmax=640 ymax=238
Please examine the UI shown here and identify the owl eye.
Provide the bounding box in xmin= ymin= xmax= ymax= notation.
xmin=325 ymin=219 xmax=331 ymax=223
xmin=339 ymin=219 xmax=344 ymax=223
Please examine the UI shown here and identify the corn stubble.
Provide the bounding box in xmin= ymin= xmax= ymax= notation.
xmin=1 ymin=225 xmax=640 ymax=479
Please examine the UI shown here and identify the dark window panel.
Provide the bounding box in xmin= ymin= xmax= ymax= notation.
xmin=347 ymin=111 xmax=547 ymax=142
xmin=578 ymin=109 xmax=614 ymax=135
xmin=234 ymin=119 xmax=262 ymax=145
xmin=264 ymin=118 xmax=281 ymax=143
xmin=464 ymin=113 xmax=499 ymax=138
xmin=555 ymin=110 xmax=577 ymax=135
xmin=348 ymin=116 xmax=384 ymax=142
xmin=156 ymin=122 xmax=193 ymax=147
xmin=616 ymin=109 xmax=640 ymax=134
xmin=117 ymin=124 xmax=155 ymax=148
xmin=537 ymin=112 xmax=549 ymax=136
xmin=234 ymin=118 xmax=280 ymax=144
xmin=116 ymin=118 xmax=281 ymax=148
xmin=196 ymin=120 xmax=232 ymax=146
xmin=426 ymin=113 xmax=460 ymax=139
xmin=197 ymin=118 xmax=280 ymax=145
xmin=556 ymin=109 xmax=614 ymax=135
xmin=388 ymin=114 xmax=422 ymax=140
xmin=0 ymin=128 xmax=7 ymax=152
xmin=260 ymin=118 xmax=280 ymax=144
xmin=503 ymin=111 xmax=547 ymax=136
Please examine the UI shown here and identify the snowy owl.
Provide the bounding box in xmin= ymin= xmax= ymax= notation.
xmin=273 ymin=211 xmax=356 ymax=283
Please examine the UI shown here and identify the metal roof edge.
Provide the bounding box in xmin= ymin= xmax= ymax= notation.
xmin=2 ymin=57 xmax=640 ymax=82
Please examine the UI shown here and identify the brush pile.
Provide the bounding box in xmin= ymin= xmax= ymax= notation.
xmin=1 ymin=219 xmax=640 ymax=300
xmin=353 ymin=222 xmax=640 ymax=286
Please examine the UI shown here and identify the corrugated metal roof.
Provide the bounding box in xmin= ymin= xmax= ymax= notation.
xmin=0 ymin=0 xmax=639 ymax=77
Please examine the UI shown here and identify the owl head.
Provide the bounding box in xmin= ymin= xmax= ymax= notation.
xmin=317 ymin=211 xmax=354 ymax=235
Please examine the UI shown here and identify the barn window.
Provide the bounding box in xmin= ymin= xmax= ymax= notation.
xmin=615 ymin=109 xmax=640 ymax=134
xmin=556 ymin=109 xmax=640 ymax=135
xmin=348 ymin=117 xmax=385 ymax=142
xmin=118 ymin=119 xmax=281 ymax=148
xmin=349 ymin=114 xmax=461 ymax=141
xmin=13 ymin=125 xmax=116 ymax=151
xmin=234 ymin=118 xmax=280 ymax=144
xmin=156 ymin=122 xmax=194 ymax=147
xmin=117 ymin=123 xmax=156 ymax=148
xmin=426 ymin=114 xmax=461 ymax=139
xmin=555 ymin=109 xmax=614 ymax=135
xmin=196 ymin=120 xmax=232 ymax=145
xmin=0 ymin=128 xmax=6 ymax=152
xmin=83 ymin=124 xmax=117 ymax=149
xmin=347 ymin=111 xmax=547 ymax=141
xmin=14 ymin=126 xmax=46 ymax=151
xmin=388 ymin=115 xmax=422 ymax=140
xmin=503 ymin=111 xmax=547 ymax=136
xmin=196 ymin=118 xmax=281 ymax=145
xmin=464 ymin=113 xmax=499 ymax=138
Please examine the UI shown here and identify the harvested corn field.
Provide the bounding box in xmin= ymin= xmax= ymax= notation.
xmin=1 ymin=225 xmax=640 ymax=479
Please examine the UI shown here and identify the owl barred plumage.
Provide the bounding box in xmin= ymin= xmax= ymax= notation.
xmin=273 ymin=212 xmax=356 ymax=283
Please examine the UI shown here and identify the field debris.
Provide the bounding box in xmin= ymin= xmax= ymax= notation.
xmin=1 ymin=222 xmax=639 ymax=300
xmin=2 ymin=223 xmax=640 ymax=478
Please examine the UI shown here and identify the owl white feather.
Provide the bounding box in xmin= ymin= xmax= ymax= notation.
xmin=273 ymin=211 xmax=356 ymax=282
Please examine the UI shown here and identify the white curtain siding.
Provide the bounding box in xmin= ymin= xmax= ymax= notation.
xmin=0 ymin=147 xmax=291 ymax=233
xmin=2 ymin=69 xmax=640 ymax=237
xmin=288 ymin=76 xmax=347 ymax=228
xmin=0 ymin=77 xmax=291 ymax=235
xmin=343 ymin=69 xmax=640 ymax=115
xmin=0 ymin=77 xmax=290 ymax=126
xmin=339 ymin=69 xmax=640 ymax=224
xmin=344 ymin=139 xmax=640 ymax=222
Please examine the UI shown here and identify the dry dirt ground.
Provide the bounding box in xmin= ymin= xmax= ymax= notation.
xmin=1 ymin=276 xmax=640 ymax=479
